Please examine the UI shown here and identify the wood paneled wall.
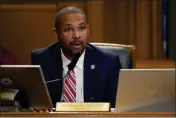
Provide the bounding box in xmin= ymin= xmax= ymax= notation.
xmin=0 ymin=0 xmax=164 ymax=64
xmin=0 ymin=4 xmax=57 ymax=64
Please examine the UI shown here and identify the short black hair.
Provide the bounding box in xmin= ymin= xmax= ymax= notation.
xmin=55 ymin=6 xmax=86 ymax=29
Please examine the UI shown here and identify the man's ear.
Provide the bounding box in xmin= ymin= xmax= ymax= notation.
xmin=53 ymin=28 xmax=59 ymax=41
xmin=86 ymin=24 xmax=90 ymax=35
xmin=53 ymin=28 xmax=57 ymax=35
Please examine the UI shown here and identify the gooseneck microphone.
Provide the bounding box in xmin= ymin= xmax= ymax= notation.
xmin=45 ymin=52 xmax=81 ymax=84
xmin=68 ymin=52 xmax=81 ymax=71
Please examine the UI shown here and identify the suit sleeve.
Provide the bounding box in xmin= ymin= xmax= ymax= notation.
xmin=106 ymin=55 xmax=121 ymax=108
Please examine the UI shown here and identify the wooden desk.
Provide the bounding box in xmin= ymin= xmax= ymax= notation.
xmin=136 ymin=60 xmax=175 ymax=68
xmin=0 ymin=112 xmax=175 ymax=117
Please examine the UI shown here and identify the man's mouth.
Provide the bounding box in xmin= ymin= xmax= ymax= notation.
xmin=71 ymin=42 xmax=83 ymax=49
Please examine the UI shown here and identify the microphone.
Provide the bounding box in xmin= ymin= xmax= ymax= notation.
xmin=68 ymin=52 xmax=81 ymax=71
xmin=45 ymin=52 xmax=81 ymax=84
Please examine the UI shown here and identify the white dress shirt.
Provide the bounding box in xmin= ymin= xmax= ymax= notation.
xmin=60 ymin=49 xmax=85 ymax=102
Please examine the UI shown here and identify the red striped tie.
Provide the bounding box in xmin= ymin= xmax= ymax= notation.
xmin=63 ymin=69 xmax=76 ymax=102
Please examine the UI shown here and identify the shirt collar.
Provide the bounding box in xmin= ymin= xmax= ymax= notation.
xmin=61 ymin=48 xmax=85 ymax=70
xmin=61 ymin=49 xmax=70 ymax=70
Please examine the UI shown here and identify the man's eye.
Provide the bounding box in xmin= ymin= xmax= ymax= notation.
xmin=64 ymin=28 xmax=72 ymax=32
xmin=79 ymin=26 xmax=86 ymax=31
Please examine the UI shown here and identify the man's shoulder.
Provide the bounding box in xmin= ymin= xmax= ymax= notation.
xmin=87 ymin=43 xmax=122 ymax=69
xmin=32 ymin=42 xmax=59 ymax=55
xmin=32 ymin=47 xmax=47 ymax=55
xmin=87 ymin=43 xmax=117 ymax=59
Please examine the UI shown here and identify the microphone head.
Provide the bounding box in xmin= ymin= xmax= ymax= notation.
xmin=68 ymin=53 xmax=81 ymax=70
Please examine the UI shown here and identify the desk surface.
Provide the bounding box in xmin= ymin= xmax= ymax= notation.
xmin=0 ymin=112 xmax=175 ymax=117
xmin=136 ymin=60 xmax=175 ymax=68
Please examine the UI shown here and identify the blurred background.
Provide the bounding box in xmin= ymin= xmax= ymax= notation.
xmin=0 ymin=0 xmax=175 ymax=68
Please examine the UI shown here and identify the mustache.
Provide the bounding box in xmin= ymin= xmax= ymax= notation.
xmin=70 ymin=40 xmax=83 ymax=45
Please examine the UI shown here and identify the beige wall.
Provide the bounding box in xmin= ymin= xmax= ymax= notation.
xmin=0 ymin=0 xmax=164 ymax=64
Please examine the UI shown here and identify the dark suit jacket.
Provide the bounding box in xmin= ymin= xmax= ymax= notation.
xmin=31 ymin=42 xmax=121 ymax=108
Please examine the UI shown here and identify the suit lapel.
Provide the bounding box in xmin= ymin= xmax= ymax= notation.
xmin=84 ymin=44 xmax=97 ymax=102
xmin=53 ymin=43 xmax=63 ymax=80
xmin=51 ymin=43 xmax=63 ymax=102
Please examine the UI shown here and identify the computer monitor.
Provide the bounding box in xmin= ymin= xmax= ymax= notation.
xmin=115 ymin=69 xmax=175 ymax=112
xmin=0 ymin=65 xmax=53 ymax=109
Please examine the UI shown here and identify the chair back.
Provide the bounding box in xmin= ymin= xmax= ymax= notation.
xmin=91 ymin=43 xmax=135 ymax=68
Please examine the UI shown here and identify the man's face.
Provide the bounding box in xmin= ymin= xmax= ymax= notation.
xmin=55 ymin=13 xmax=89 ymax=56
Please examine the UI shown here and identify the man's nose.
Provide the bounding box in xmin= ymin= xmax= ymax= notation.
xmin=72 ymin=30 xmax=80 ymax=39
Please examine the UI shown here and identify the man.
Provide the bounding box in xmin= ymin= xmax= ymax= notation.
xmin=0 ymin=44 xmax=16 ymax=64
xmin=31 ymin=6 xmax=121 ymax=108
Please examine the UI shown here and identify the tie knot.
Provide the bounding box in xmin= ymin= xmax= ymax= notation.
xmin=67 ymin=64 xmax=75 ymax=74
xmin=71 ymin=69 xmax=75 ymax=74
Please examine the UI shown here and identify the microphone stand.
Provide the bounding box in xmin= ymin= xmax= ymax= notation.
xmin=45 ymin=53 xmax=81 ymax=84
xmin=45 ymin=70 xmax=71 ymax=84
